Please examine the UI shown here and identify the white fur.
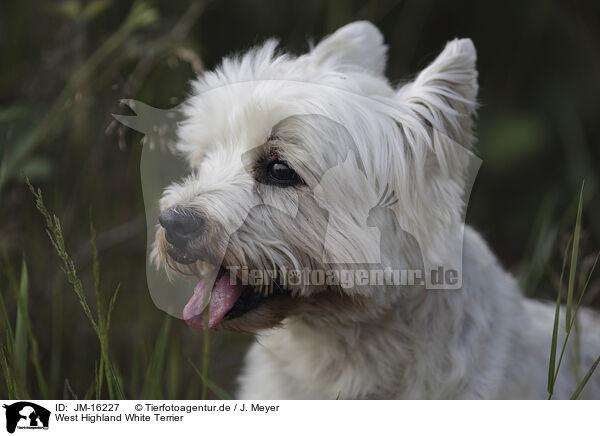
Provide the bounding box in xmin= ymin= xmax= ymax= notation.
xmin=161 ymin=22 xmax=600 ymax=399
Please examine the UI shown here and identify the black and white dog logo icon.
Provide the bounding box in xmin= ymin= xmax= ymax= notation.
xmin=3 ymin=402 xmax=50 ymax=434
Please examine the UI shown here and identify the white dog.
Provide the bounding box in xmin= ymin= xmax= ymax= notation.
xmin=154 ymin=22 xmax=600 ymax=399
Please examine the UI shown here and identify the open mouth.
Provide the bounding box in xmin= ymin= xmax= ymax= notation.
xmin=183 ymin=267 xmax=290 ymax=330
xmin=166 ymin=245 xmax=198 ymax=264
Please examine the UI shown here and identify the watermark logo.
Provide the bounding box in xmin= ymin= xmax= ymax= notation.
xmin=225 ymin=265 xmax=460 ymax=289
xmin=2 ymin=402 xmax=50 ymax=434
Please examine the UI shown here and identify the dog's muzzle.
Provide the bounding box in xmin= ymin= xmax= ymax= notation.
xmin=158 ymin=206 xmax=204 ymax=263
xmin=157 ymin=205 xmax=294 ymax=331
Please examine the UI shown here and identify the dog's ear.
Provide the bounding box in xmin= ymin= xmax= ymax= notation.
xmin=389 ymin=40 xmax=480 ymax=287
xmin=309 ymin=21 xmax=387 ymax=76
xmin=396 ymin=38 xmax=478 ymax=147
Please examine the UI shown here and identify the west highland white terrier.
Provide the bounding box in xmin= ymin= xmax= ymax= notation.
xmin=151 ymin=22 xmax=600 ymax=399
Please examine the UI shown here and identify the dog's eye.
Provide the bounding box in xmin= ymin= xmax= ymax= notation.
xmin=266 ymin=161 xmax=302 ymax=186
xmin=269 ymin=162 xmax=295 ymax=181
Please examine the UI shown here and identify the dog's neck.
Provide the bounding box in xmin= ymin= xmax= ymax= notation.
xmin=271 ymin=286 xmax=446 ymax=398
xmin=256 ymin=228 xmax=525 ymax=399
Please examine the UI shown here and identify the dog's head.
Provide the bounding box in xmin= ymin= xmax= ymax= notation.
xmin=153 ymin=21 xmax=479 ymax=332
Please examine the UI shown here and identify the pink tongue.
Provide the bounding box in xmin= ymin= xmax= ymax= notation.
xmin=183 ymin=269 xmax=245 ymax=330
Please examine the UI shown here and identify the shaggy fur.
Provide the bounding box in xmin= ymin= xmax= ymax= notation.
xmin=155 ymin=22 xmax=600 ymax=399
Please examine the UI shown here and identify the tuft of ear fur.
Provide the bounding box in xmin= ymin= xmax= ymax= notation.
xmin=397 ymin=38 xmax=478 ymax=147
xmin=388 ymin=39 xmax=480 ymax=287
xmin=309 ymin=21 xmax=387 ymax=76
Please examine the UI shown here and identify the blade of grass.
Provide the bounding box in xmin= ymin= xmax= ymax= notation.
xmin=186 ymin=355 xmax=233 ymax=400
xmin=94 ymin=360 xmax=101 ymax=400
xmin=2 ymin=284 xmax=46 ymax=399
xmin=553 ymin=251 xmax=600 ymax=390
xmin=90 ymin=212 xmax=104 ymax=326
xmin=13 ymin=257 xmax=29 ymax=392
xmin=576 ymin=251 xmax=600 ymax=312
xmin=96 ymin=358 xmax=105 ymax=400
xmin=63 ymin=378 xmax=79 ymax=400
xmin=90 ymin=215 xmax=110 ymax=399
xmin=547 ymin=235 xmax=571 ymax=398
xmin=166 ymin=341 xmax=181 ymax=399
xmin=566 ymin=251 xmax=600 ymax=397
xmin=551 ymin=263 xmax=591 ymax=396
xmin=8 ymin=257 xmax=48 ymax=398
xmin=106 ymin=356 xmax=125 ymax=399
xmin=84 ymin=378 xmax=96 ymax=400
xmin=519 ymin=193 xmax=558 ymax=296
xmin=0 ymin=283 xmax=18 ymax=398
xmin=570 ymin=354 xmax=600 ymax=400
xmin=142 ymin=315 xmax=172 ymax=399
xmin=91 ymin=213 xmax=125 ymax=400
xmin=566 ymin=181 xmax=584 ymax=329
xmin=0 ymin=346 xmax=19 ymax=399
xmin=0 ymin=286 xmax=15 ymax=358
xmin=106 ymin=284 xmax=121 ymax=332
xmin=0 ymin=260 xmax=17 ymax=397
xmin=573 ymin=316 xmax=582 ymax=383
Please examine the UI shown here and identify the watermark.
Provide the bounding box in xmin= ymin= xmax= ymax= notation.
xmin=226 ymin=266 xmax=460 ymax=289
xmin=2 ymin=402 xmax=51 ymax=434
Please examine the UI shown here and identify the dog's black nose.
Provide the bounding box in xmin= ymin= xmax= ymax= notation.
xmin=159 ymin=206 xmax=204 ymax=249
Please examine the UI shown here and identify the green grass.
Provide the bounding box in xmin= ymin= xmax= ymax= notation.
xmin=0 ymin=1 xmax=159 ymax=193
xmin=27 ymin=178 xmax=124 ymax=399
xmin=547 ymin=182 xmax=600 ymax=399
xmin=0 ymin=180 xmax=234 ymax=400
xmin=0 ymin=253 xmax=48 ymax=399
xmin=571 ymin=355 xmax=600 ymax=400
xmin=547 ymin=234 xmax=570 ymax=398
xmin=186 ymin=356 xmax=233 ymax=401
xmin=565 ymin=182 xmax=585 ymax=328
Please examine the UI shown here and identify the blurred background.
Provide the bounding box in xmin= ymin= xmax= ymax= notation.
xmin=1 ymin=0 xmax=599 ymax=399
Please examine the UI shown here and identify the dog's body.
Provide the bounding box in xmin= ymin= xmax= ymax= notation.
xmin=239 ymin=228 xmax=600 ymax=399
xmin=154 ymin=22 xmax=600 ymax=399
